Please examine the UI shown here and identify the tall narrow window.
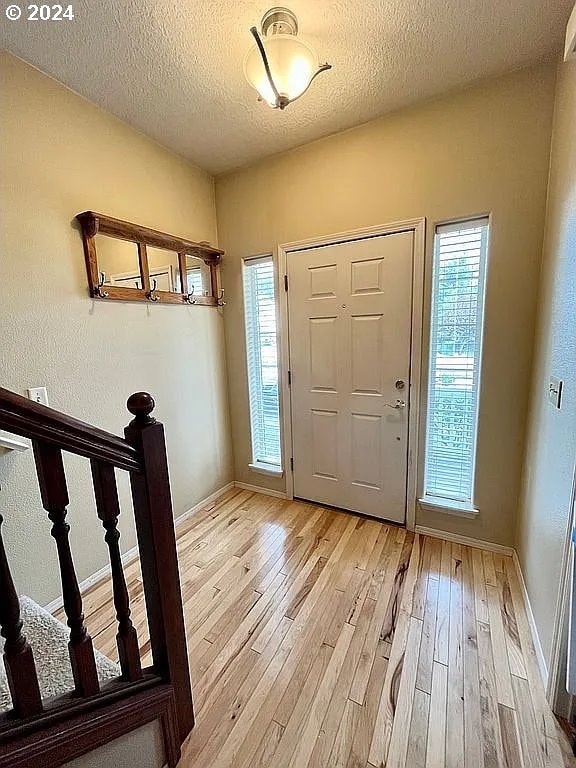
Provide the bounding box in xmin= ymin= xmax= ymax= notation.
xmin=243 ymin=256 xmax=282 ymax=470
xmin=423 ymin=217 xmax=489 ymax=509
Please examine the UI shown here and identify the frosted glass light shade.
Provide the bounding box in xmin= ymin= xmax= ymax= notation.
xmin=244 ymin=34 xmax=319 ymax=107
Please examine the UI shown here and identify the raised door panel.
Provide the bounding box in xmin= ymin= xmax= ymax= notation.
xmin=351 ymin=314 xmax=384 ymax=396
xmin=350 ymin=258 xmax=385 ymax=295
xmin=309 ymin=317 xmax=338 ymax=393
xmin=309 ymin=264 xmax=338 ymax=299
xmin=311 ymin=410 xmax=339 ymax=481
xmin=351 ymin=413 xmax=383 ymax=490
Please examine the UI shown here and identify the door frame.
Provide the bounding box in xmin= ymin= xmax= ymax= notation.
xmin=276 ymin=217 xmax=426 ymax=530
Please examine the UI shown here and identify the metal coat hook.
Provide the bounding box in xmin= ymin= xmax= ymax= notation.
xmin=95 ymin=272 xmax=109 ymax=299
xmin=217 ymin=289 xmax=226 ymax=307
xmin=146 ymin=278 xmax=160 ymax=302
xmin=185 ymin=286 xmax=197 ymax=305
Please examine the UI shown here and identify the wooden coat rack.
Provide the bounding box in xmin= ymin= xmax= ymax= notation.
xmin=77 ymin=211 xmax=224 ymax=307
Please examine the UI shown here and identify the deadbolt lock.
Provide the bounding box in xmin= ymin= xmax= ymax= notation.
xmin=395 ymin=380 xmax=406 ymax=390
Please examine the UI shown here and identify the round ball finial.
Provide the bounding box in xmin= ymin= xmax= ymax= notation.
xmin=127 ymin=392 xmax=156 ymax=423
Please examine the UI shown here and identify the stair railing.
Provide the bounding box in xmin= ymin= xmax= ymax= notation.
xmin=0 ymin=388 xmax=193 ymax=768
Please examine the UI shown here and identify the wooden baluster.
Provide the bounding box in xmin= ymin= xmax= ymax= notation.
xmin=33 ymin=442 xmax=100 ymax=698
xmin=0 ymin=514 xmax=43 ymax=718
xmin=124 ymin=393 xmax=194 ymax=742
xmin=90 ymin=459 xmax=142 ymax=682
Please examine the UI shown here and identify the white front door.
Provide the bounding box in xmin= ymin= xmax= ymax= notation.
xmin=287 ymin=231 xmax=414 ymax=523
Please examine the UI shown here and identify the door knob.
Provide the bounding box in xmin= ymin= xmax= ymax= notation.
xmin=385 ymin=399 xmax=406 ymax=409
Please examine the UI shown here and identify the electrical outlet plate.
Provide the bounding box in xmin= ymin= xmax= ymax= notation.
xmin=27 ymin=387 xmax=49 ymax=407
xmin=549 ymin=377 xmax=563 ymax=409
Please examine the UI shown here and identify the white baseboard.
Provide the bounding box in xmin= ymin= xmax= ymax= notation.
xmin=512 ymin=551 xmax=549 ymax=689
xmin=234 ymin=481 xmax=287 ymax=499
xmin=43 ymin=481 xmax=235 ymax=615
xmin=173 ymin=481 xmax=235 ymax=527
xmin=414 ymin=525 xmax=515 ymax=555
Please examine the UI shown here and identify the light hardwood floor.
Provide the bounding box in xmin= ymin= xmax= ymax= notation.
xmin=73 ymin=488 xmax=575 ymax=767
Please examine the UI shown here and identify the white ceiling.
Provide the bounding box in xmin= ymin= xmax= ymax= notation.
xmin=1 ymin=0 xmax=572 ymax=175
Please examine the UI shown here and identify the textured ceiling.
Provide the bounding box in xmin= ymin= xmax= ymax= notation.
xmin=1 ymin=0 xmax=572 ymax=174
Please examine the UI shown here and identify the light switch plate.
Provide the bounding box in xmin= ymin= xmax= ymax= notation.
xmin=549 ymin=377 xmax=563 ymax=409
xmin=27 ymin=387 xmax=49 ymax=407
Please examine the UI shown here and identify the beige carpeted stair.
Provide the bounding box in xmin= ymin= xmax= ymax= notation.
xmin=0 ymin=596 xmax=119 ymax=712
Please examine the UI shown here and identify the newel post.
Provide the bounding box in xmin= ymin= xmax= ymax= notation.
xmin=124 ymin=393 xmax=194 ymax=742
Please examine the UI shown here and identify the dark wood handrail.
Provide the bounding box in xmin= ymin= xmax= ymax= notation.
xmin=0 ymin=388 xmax=141 ymax=473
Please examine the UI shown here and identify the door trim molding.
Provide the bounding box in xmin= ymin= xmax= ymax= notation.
xmin=277 ymin=218 xmax=426 ymax=530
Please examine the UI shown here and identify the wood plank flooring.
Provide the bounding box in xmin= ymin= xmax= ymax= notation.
xmin=73 ymin=488 xmax=575 ymax=768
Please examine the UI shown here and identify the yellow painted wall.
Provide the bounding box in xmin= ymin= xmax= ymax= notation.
xmin=0 ymin=53 xmax=233 ymax=605
xmin=216 ymin=64 xmax=557 ymax=546
xmin=0 ymin=49 xmax=564 ymax=610
xmin=516 ymin=60 xmax=576 ymax=666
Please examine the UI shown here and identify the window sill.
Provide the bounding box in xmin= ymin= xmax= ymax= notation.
xmin=418 ymin=497 xmax=479 ymax=519
xmin=249 ymin=462 xmax=284 ymax=478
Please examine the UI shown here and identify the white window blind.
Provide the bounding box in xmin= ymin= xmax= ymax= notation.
xmin=186 ymin=268 xmax=204 ymax=296
xmin=243 ymin=256 xmax=282 ymax=467
xmin=424 ymin=218 xmax=489 ymax=505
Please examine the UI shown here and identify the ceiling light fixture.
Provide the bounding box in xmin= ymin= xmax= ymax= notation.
xmin=244 ymin=7 xmax=332 ymax=110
